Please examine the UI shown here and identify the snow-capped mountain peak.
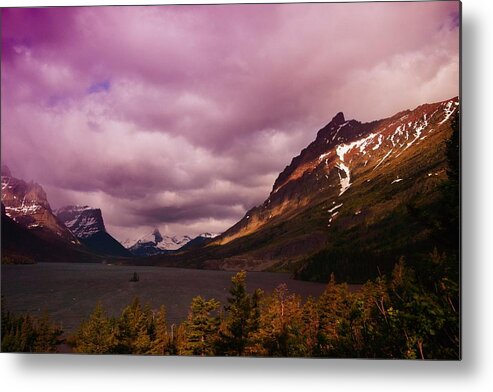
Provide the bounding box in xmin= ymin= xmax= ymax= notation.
xmin=198 ymin=232 xmax=219 ymax=239
xmin=210 ymin=96 xmax=459 ymax=273
xmin=55 ymin=205 xmax=131 ymax=257
xmin=123 ymin=229 xmax=219 ymax=256
xmin=56 ymin=205 xmax=106 ymax=239
xmin=1 ymin=168 xmax=77 ymax=241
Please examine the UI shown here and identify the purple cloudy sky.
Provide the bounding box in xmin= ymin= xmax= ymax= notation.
xmin=1 ymin=2 xmax=459 ymax=241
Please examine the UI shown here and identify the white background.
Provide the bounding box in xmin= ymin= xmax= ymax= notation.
xmin=0 ymin=0 xmax=491 ymax=391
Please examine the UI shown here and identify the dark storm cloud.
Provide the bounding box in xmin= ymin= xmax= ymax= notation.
xmin=131 ymin=204 xmax=244 ymax=225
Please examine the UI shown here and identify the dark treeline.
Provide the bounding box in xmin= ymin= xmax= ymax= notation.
xmin=1 ymin=256 xmax=459 ymax=358
xmin=1 ymin=306 xmax=62 ymax=353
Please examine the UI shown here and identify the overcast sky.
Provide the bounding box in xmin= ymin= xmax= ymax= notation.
xmin=0 ymin=1 xmax=459 ymax=241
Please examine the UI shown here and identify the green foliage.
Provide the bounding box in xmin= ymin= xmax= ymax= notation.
xmin=247 ymin=284 xmax=307 ymax=357
xmin=74 ymin=302 xmax=116 ymax=354
xmin=216 ymin=271 xmax=262 ymax=355
xmin=114 ymin=298 xmax=154 ymax=354
xmin=1 ymin=299 xmax=62 ymax=353
xmin=72 ymin=299 xmax=175 ymax=355
xmin=179 ymin=296 xmax=220 ymax=356
xmin=296 ymin=246 xmax=400 ymax=283
xmin=147 ymin=306 xmax=170 ymax=355
xmin=389 ymin=256 xmax=459 ymax=359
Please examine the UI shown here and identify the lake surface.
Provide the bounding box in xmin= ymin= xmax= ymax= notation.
xmin=1 ymin=262 xmax=329 ymax=334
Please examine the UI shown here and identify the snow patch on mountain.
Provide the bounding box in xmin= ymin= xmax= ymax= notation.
xmin=4 ymin=203 xmax=42 ymax=217
xmin=439 ymin=100 xmax=459 ymax=125
xmin=328 ymin=203 xmax=343 ymax=213
xmin=332 ymin=132 xmax=384 ymax=196
xmin=1 ymin=170 xmax=79 ymax=243
xmin=330 ymin=133 xmax=377 ymax=196
xmin=404 ymin=117 xmax=428 ymax=151
xmin=199 ymin=232 xmax=219 ymax=239
xmin=329 ymin=122 xmax=349 ymax=142
xmin=374 ymin=149 xmax=394 ymax=170
xmin=336 ymin=132 xmax=376 ymax=162
xmin=372 ymin=135 xmax=383 ymax=150
xmin=126 ymin=228 xmax=191 ymax=253
xmin=124 ymin=229 xmax=220 ymax=256
xmin=336 ymin=162 xmax=351 ymax=196
xmin=390 ymin=125 xmax=405 ymax=147
xmin=56 ymin=205 xmax=105 ymax=239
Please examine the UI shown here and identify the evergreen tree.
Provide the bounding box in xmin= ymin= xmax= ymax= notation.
xmin=387 ymin=257 xmax=459 ymax=359
xmin=301 ymin=297 xmax=319 ymax=356
xmin=173 ymin=323 xmax=187 ymax=355
xmin=250 ymin=284 xmax=305 ymax=357
xmin=134 ymin=303 xmax=154 ymax=354
xmin=180 ymin=296 xmax=220 ymax=356
xmin=315 ymin=274 xmax=353 ymax=357
xmin=1 ymin=299 xmax=62 ymax=353
xmin=114 ymin=297 xmax=153 ymax=354
xmin=74 ymin=302 xmax=116 ymax=354
xmin=147 ymin=306 xmax=170 ymax=355
xmin=217 ymin=271 xmax=262 ymax=355
xmin=33 ymin=312 xmax=62 ymax=353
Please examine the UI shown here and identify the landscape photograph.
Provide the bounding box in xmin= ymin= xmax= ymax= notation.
xmin=1 ymin=1 xmax=460 ymax=359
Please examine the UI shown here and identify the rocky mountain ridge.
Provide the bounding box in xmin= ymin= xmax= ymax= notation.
xmin=55 ymin=205 xmax=131 ymax=258
xmin=1 ymin=166 xmax=79 ymax=244
xmin=124 ymin=228 xmax=218 ymax=256
xmin=1 ymin=96 xmax=459 ymax=283
xmin=147 ymin=96 xmax=459 ymax=282
xmin=213 ymin=97 xmax=459 ymax=250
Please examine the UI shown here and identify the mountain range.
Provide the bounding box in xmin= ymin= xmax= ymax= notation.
xmin=1 ymin=96 xmax=459 ymax=282
xmin=1 ymin=167 xmax=130 ymax=261
xmin=55 ymin=205 xmax=131 ymax=258
xmin=1 ymin=166 xmax=218 ymax=260
xmin=123 ymin=229 xmax=218 ymax=256
xmin=1 ymin=166 xmax=101 ymax=263
xmin=1 ymin=165 xmax=78 ymax=244
xmin=143 ymin=97 xmax=459 ymax=282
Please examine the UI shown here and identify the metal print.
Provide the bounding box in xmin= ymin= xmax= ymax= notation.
xmin=0 ymin=1 xmax=460 ymax=358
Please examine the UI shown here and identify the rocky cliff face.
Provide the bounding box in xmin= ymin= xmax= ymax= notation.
xmin=214 ymin=97 xmax=459 ymax=252
xmin=1 ymin=168 xmax=78 ymax=243
xmin=56 ymin=206 xmax=106 ymax=238
xmin=56 ymin=205 xmax=131 ymax=257
xmin=0 ymin=170 xmax=103 ymax=264
xmin=150 ymin=97 xmax=459 ymax=280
